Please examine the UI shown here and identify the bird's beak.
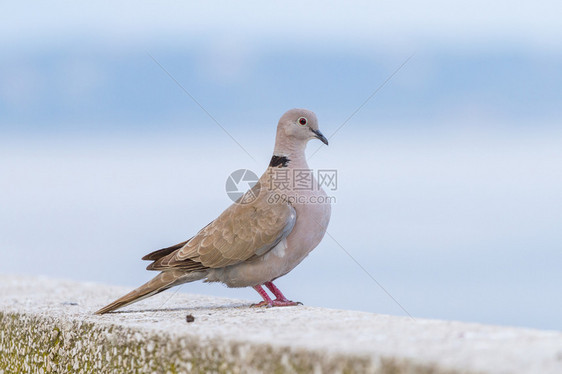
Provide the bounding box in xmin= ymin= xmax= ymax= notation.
xmin=311 ymin=129 xmax=329 ymax=145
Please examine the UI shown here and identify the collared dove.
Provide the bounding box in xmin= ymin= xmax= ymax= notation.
xmin=95 ymin=108 xmax=331 ymax=314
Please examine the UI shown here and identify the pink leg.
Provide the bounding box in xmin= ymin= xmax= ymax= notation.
xmin=264 ymin=281 xmax=302 ymax=306
xmin=264 ymin=281 xmax=289 ymax=301
xmin=251 ymin=283 xmax=302 ymax=308
xmin=251 ymin=285 xmax=273 ymax=307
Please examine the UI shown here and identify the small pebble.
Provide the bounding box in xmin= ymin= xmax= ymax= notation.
xmin=186 ymin=314 xmax=195 ymax=323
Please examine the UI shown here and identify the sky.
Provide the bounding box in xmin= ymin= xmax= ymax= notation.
xmin=1 ymin=2 xmax=561 ymax=330
xmin=2 ymin=1 xmax=562 ymax=135
xmin=2 ymin=1 xmax=562 ymax=48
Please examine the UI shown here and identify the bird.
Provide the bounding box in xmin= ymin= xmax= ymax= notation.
xmin=95 ymin=108 xmax=331 ymax=314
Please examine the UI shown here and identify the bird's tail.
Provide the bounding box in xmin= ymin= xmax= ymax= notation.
xmin=94 ymin=270 xmax=206 ymax=315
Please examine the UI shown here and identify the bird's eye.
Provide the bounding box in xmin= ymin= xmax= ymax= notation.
xmin=298 ymin=117 xmax=307 ymax=126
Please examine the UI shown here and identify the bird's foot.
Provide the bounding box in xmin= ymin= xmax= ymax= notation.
xmin=250 ymin=299 xmax=302 ymax=308
xmin=251 ymin=284 xmax=302 ymax=307
xmin=271 ymin=299 xmax=302 ymax=307
xmin=251 ymin=300 xmax=271 ymax=308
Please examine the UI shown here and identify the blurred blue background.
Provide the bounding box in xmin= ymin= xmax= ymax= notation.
xmin=1 ymin=1 xmax=561 ymax=330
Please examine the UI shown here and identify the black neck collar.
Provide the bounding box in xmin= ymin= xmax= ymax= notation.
xmin=269 ymin=155 xmax=290 ymax=168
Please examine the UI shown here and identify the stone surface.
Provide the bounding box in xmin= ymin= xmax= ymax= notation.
xmin=1 ymin=275 xmax=561 ymax=373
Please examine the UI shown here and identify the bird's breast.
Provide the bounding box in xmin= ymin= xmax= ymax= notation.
xmin=284 ymin=187 xmax=331 ymax=260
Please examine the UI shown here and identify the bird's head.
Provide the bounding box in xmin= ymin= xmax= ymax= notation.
xmin=277 ymin=108 xmax=328 ymax=146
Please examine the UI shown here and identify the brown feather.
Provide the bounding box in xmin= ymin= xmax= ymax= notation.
xmin=95 ymin=270 xmax=206 ymax=314
xmin=141 ymin=240 xmax=189 ymax=261
xmin=159 ymin=188 xmax=295 ymax=270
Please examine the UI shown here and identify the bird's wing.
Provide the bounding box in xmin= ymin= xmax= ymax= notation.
xmin=148 ymin=192 xmax=296 ymax=270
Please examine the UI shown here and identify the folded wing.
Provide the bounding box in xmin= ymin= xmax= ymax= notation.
xmin=146 ymin=195 xmax=296 ymax=271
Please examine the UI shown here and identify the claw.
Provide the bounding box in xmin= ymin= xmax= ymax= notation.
xmin=251 ymin=283 xmax=302 ymax=308
xmin=250 ymin=299 xmax=301 ymax=308
xmin=251 ymin=300 xmax=272 ymax=308
xmin=270 ymin=299 xmax=301 ymax=307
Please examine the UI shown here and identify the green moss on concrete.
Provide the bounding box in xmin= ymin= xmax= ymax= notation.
xmin=1 ymin=311 xmax=214 ymax=373
xmin=0 ymin=311 xmax=463 ymax=373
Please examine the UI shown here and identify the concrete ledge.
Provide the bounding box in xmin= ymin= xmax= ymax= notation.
xmin=1 ymin=275 xmax=561 ymax=373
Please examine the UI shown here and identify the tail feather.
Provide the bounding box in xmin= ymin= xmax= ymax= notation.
xmin=142 ymin=240 xmax=189 ymax=261
xmin=95 ymin=270 xmax=206 ymax=315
